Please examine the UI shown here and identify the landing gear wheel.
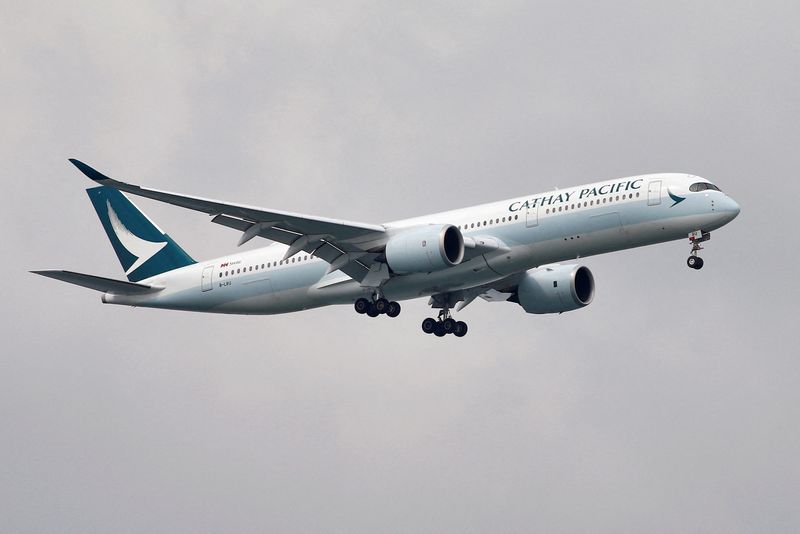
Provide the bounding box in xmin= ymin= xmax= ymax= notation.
xmin=386 ymin=301 xmax=401 ymax=318
xmin=366 ymin=303 xmax=380 ymax=317
xmin=354 ymin=297 xmax=370 ymax=314
xmin=687 ymin=256 xmax=704 ymax=270
xmin=454 ymin=321 xmax=468 ymax=337
xmin=374 ymin=298 xmax=389 ymax=314
xmin=421 ymin=317 xmax=437 ymax=334
xmin=434 ymin=323 xmax=446 ymax=337
xmin=442 ymin=318 xmax=457 ymax=334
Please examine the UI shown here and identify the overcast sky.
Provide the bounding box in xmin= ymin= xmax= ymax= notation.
xmin=3 ymin=1 xmax=799 ymax=532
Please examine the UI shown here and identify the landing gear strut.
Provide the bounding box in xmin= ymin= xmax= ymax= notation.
xmin=421 ymin=306 xmax=468 ymax=338
xmin=354 ymin=295 xmax=401 ymax=318
xmin=687 ymin=230 xmax=710 ymax=270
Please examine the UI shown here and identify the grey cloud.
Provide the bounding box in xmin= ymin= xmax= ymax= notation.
xmin=2 ymin=1 xmax=798 ymax=532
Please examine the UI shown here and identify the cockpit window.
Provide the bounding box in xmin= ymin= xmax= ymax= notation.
xmin=689 ymin=182 xmax=722 ymax=192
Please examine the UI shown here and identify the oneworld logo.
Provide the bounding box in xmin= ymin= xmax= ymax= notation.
xmin=106 ymin=200 xmax=167 ymax=274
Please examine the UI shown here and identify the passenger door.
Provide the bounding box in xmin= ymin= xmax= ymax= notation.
xmin=647 ymin=180 xmax=662 ymax=206
xmin=526 ymin=206 xmax=539 ymax=228
xmin=201 ymin=265 xmax=214 ymax=292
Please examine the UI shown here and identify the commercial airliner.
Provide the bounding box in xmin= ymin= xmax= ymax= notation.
xmin=33 ymin=160 xmax=740 ymax=337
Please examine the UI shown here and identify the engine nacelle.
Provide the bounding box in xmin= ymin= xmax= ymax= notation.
xmin=516 ymin=264 xmax=595 ymax=314
xmin=385 ymin=224 xmax=464 ymax=274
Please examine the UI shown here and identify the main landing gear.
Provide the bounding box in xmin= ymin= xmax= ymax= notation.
xmin=687 ymin=230 xmax=710 ymax=270
xmin=354 ymin=296 xmax=401 ymax=318
xmin=421 ymin=308 xmax=468 ymax=338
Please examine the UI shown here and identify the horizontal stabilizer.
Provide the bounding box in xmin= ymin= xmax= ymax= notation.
xmin=30 ymin=270 xmax=163 ymax=295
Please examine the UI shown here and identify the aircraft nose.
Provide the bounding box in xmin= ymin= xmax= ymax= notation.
xmin=727 ymin=196 xmax=741 ymax=218
xmin=720 ymin=195 xmax=741 ymax=222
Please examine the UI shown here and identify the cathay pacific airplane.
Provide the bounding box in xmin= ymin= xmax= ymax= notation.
xmin=33 ymin=160 xmax=740 ymax=337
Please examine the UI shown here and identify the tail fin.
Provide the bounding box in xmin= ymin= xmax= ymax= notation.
xmin=86 ymin=186 xmax=195 ymax=282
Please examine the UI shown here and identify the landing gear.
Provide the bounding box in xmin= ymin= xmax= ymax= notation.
xmin=354 ymin=295 xmax=401 ymax=318
xmin=687 ymin=230 xmax=710 ymax=270
xmin=687 ymin=256 xmax=704 ymax=270
xmin=421 ymin=307 xmax=468 ymax=338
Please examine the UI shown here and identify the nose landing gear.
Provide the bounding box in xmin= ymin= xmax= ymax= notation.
xmin=687 ymin=230 xmax=710 ymax=270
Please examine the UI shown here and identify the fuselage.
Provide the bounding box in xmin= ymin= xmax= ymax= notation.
xmin=102 ymin=173 xmax=740 ymax=314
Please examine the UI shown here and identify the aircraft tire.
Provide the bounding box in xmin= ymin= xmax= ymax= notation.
xmin=386 ymin=301 xmax=401 ymax=318
xmin=434 ymin=323 xmax=446 ymax=337
xmin=354 ymin=298 xmax=370 ymax=314
xmin=454 ymin=321 xmax=468 ymax=337
xmin=443 ymin=318 xmax=457 ymax=333
xmin=422 ymin=317 xmax=437 ymax=334
xmin=374 ymin=298 xmax=389 ymax=314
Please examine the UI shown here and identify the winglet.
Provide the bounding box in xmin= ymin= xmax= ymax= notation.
xmin=69 ymin=159 xmax=113 ymax=183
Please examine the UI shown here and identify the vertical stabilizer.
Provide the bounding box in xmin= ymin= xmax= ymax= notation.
xmin=86 ymin=186 xmax=195 ymax=282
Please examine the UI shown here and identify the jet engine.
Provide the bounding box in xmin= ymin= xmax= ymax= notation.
xmin=515 ymin=264 xmax=595 ymax=314
xmin=385 ymin=224 xmax=464 ymax=274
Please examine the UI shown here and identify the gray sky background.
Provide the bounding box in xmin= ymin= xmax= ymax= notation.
xmin=2 ymin=1 xmax=799 ymax=532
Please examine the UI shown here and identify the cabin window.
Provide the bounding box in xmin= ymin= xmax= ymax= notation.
xmin=515 ymin=214 xmax=519 ymax=220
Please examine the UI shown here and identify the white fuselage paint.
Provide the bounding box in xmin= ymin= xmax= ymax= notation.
xmin=102 ymin=173 xmax=740 ymax=314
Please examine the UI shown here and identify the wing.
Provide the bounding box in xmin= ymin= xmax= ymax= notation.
xmin=70 ymin=159 xmax=387 ymax=282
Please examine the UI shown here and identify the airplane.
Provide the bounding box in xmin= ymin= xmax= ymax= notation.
xmin=32 ymin=160 xmax=740 ymax=337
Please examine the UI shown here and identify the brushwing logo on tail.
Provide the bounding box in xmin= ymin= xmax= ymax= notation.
xmin=106 ymin=200 xmax=167 ymax=275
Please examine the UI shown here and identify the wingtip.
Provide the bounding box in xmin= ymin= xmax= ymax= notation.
xmin=69 ymin=158 xmax=111 ymax=183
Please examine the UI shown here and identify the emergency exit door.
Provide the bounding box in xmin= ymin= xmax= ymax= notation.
xmin=201 ymin=265 xmax=214 ymax=292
